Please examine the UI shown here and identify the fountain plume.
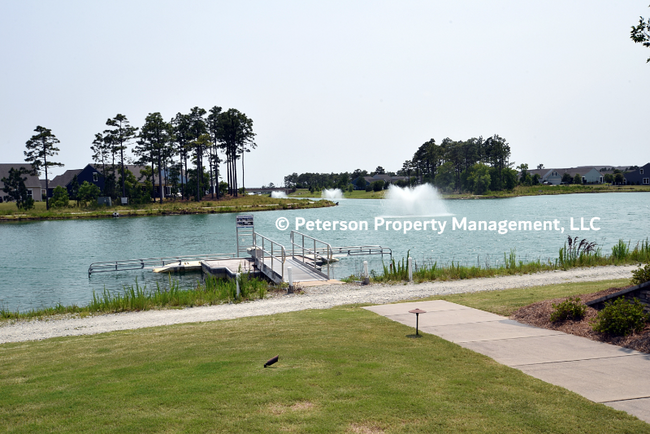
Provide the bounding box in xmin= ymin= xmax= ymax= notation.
xmin=382 ymin=184 xmax=450 ymax=217
xmin=321 ymin=188 xmax=344 ymax=200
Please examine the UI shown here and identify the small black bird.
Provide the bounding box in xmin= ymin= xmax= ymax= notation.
xmin=264 ymin=355 xmax=279 ymax=368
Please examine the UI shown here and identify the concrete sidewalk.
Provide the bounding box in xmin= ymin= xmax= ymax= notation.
xmin=364 ymin=300 xmax=650 ymax=424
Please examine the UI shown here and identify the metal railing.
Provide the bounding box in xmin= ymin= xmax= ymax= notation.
xmin=327 ymin=245 xmax=392 ymax=258
xmin=252 ymin=232 xmax=287 ymax=282
xmin=88 ymin=253 xmax=237 ymax=276
xmin=290 ymin=231 xmax=333 ymax=279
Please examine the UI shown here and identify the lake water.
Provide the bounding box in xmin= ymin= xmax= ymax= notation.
xmin=0 ymin=192 xmax=648 ymax=312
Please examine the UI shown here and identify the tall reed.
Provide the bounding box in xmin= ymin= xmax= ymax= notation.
xmin=368 ymin=237 xmax=649 ymax=283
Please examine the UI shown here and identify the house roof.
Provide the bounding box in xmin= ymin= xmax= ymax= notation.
xmin=527 ymin=167 xmax=603 ymax=178
xmin=0 ymin=164 xmax=42 ymax=190
xmin=49 ymin=169 xmax=83 ymax=188
xmin=623 ymin=162 xmax=650 ymax=177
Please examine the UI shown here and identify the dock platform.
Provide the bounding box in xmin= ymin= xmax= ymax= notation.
xmin=201 ymin=258 xmax=258 ymax=279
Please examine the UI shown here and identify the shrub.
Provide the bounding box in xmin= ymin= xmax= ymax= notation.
xmin=631 ymin=263 xmax=650 ymax=285
xmin=591 ymin=298 xmax=648 ymax=336
xmin=371 ymin=180 xmax=384 ymax=192
xmin=550 ymin=297 xmax=586 ymax=322
xmin=51 ymin=186 xmax=69 ymax=208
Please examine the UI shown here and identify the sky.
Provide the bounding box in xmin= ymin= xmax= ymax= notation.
xmin=1 ymin=1 xmax=649 ymax=187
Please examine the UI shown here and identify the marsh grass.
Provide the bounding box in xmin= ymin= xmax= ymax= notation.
xmin=1 ymin=301 xmax=648 ymax=433
xmin=366 ymin=237 xmax=650 ymax=283
xmin=1 ymin=274 xmax=271 ymax=321
xmin=88 ymin=274 xmax=269 ymax=313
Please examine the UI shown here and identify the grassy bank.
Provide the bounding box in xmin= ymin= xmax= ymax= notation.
xmin=2 ymin=289 xmax=648 ymax=432
xmin=2 ymin=238 xmax=647 ymax=322
xmin=289 ymin=184 xmax=650 ymax=200
xmin=0 ymin=195 xmax=334 ymax=221
xmin=358 ymin=238 xmax=650 ymax=284
xmin=0 ymin=275 xmax=272 ymax=322
xmin=432 ymin=278 xmax=630 ymax=316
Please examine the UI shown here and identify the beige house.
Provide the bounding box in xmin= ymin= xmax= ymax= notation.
xmin=0 ymin=164 xmax=44 ymax=202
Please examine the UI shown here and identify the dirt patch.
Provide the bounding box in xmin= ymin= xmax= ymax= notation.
xmin=347 ymin=423 xmax=385 ymax=434
xmin=511 ymin=286 xmax=650 ymax=354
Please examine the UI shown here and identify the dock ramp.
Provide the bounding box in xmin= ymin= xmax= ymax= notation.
xmin=252 ymin=231 xmax=331 ymax=284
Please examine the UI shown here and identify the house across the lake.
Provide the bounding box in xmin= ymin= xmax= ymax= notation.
xmin=47 ymin=164 xmax=185 ymax=198
xmin=527 ymin=166 xmax=605 ymax=185
xmin=0 ymin=163 xmax=44 ymax=202
xmin=624 ymin=163 xmax=650 ymax=185
xmin=47 ymin=164 xmax=104 ymax=198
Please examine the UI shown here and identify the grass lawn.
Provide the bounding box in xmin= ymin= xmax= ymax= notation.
xmin=1 ymin=277 xmax=648 ymax=433
xmin=0 ymin=195 xmax=333 ymax=221
xmin=429 ymin=278 xmax=630 ymax=316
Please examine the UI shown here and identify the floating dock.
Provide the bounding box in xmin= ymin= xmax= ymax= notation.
xmin=88 ymin=215 xmax=392 ymax=287
xmin=201 ymin=258 xmax=257 ymax=279
xmin=153 ymin=261 xmax=203 ymax=273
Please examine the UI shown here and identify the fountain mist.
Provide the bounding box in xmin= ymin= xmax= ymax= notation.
xmin=381 ymin=184 xmax=450 ymax=217
xmin=271 ymin=191 xmax=288 ymax=199
xmin=321 ymin=188 xmax=344 ymax=200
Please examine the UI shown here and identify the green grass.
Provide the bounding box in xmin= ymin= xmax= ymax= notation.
xmin=0 ymin=195 xmax=334 ymax=221
xmin=429 ymin=279 xmax=630 ymax=316
xmin=2 ymin=300 xmax=648 ymax=433
xmin=0 ymin=275 xmax=270 ymax=321
xmin=289 ymin=188 xmax=387 ymax=199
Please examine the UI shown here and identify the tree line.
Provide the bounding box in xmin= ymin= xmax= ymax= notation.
xmin=2 ymin=107 xmax=256 ymax=210
xmin=91 ymin=107 xmax=256 ymax=203
xmin=284 ymin=134 xmax=518 ymax=195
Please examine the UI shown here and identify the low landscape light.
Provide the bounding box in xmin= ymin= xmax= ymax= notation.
xmin=408 ymin=308 xmax=426 ymax=336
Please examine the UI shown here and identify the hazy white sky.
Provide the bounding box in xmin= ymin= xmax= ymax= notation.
xmin=1 ymin=1 xmax=649 ymax=187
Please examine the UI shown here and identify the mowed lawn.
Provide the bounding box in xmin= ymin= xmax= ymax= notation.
xmin=1 ymin=286 xmax=649 ymax=433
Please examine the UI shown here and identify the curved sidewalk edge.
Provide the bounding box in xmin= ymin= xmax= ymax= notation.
xmin=364 ymin=300 xmax=650 ymax=424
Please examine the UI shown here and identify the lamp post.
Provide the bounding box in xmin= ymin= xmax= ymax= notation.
xmin=409 ymin=308 xmax=426 ymax=336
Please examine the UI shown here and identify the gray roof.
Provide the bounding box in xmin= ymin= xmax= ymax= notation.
xmin=0 ymin=163 xmax=42 ymax=190
xmin=527 ymin=166 xmax=603 ymax=178
xmin=49 ymin=169 xmax=83 ymax=188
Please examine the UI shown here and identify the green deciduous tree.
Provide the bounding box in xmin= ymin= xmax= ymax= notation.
xmin=1 ymin=167 xmax=34 ymax=210
xmin=371 ymin=180 xmax=384 ymax=192
xmin=24 ymin=125 xmax=64 ymax=210
xmin=631 ymin=7 xmax=650 ymax=62
xmin=434 ymin=162 xmax=456 ymax=192
xmin=465 ymin=163 xmax=491 ymax=195
xmin=573 ymin=173 xmax=583 ymax=185
xmin=51 ymin=186 xmax=69 ymax=208
xmin=517 ymin=163 xmax=531 ymax=186
xmin=77 ymin=181 xmax=101 ymax=207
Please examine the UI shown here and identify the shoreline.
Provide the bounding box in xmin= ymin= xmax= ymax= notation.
xmin=0 ymin=198 xmax=335 ymax=222
xmin=0 ymin=264 xmax=635 ymax=344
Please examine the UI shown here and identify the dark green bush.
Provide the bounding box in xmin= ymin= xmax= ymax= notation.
xmin=631 ymin=263 xmax=650 ymax=285
xmin=550 ymin=297 xmax=586 ymax=322
xmin=591 ymin=298 xmax=648 ymax=336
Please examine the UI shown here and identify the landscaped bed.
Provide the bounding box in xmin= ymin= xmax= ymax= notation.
xmin=511 ymin=286 xmax=650 ymax=354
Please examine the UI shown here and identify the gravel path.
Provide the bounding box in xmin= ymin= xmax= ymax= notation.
xmin=0 ymin=265 xmax=635 ymax=344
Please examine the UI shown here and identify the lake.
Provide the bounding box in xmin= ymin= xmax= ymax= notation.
xmin=0 ymin=191 xmax=648 ymax=312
